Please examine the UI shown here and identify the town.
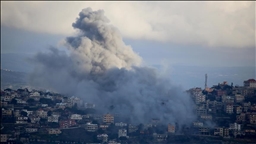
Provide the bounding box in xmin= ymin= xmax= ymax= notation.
xmin=1 ymin=78 xmax=256 ymax=144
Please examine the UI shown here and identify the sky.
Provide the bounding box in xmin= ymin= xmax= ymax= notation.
xmin=1 ymin=1 xmax=255 ymax=89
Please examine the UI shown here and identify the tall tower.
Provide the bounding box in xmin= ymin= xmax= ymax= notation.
xmin=205 ymin=74 xmax=207 ymax=89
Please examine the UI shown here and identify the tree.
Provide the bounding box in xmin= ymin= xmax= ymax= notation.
xmin=27 ymin=98 xmax=35 ymax=104
xmin=10 ymin=98 xmax=17 ymax=105
xmin=119 ymin=136 xmax=128 ymax=141
xmin=20 ymin=111 xmax=28 ymax=117
xmin=39 ymin=98 xmax=54 ymax=105
xmin=47 ymin=111 xmax=52 ymax=116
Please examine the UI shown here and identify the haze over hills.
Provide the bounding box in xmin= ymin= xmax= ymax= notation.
xmin=1 ymin=53 xmax=255 ymax=90
xmin=1 ymin=68 xmax=29 ymax=90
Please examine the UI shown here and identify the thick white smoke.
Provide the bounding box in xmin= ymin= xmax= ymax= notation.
xmin=29 ymin=8 xmax=196 ymax=126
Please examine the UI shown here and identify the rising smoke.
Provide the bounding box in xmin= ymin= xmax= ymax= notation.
xmin=29 ymin=8 xmax=196 ymax=126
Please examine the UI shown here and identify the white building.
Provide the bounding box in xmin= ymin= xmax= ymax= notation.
xmin=69 ymin=96 xmax=82 ymax=107
xmin=37 ymin=109 xmax=48 ymax=118
xmin=25 ymin=128 xmax=38 ymax=133
xmin=3 ymin=96 xmax=12 ymax=102
xmin=200 ymin=115 xmax=212 ymax=120
xmin=17 ymin=117 xmax=28 ymax=121
xmin=70 ymin=114 xmax=82 ymax=120
xmin=22 ymin=110 xmax=33 ymax=116
xmin=99 ymin=125 xmax=109 ymax=130
xmin=193 ymin=122 xmax=204 ymax=127
xmin=16 ymin=99 xmax=27 ymax=104
xmin=195 ymin=94 xmax=206 ymax=104
xmin=48 ymin=128 xmax=62 ymax=135
xmin=235 ymin=94 xmax=244 ymax=103
xmin=244 ymin=79 xmax=256 ymax=88
xmin=85 ymin=123 xmax=98 ymax=132
xmin=97 ymin=134 xmax=108 ymax=142
xmin=85 ymin=103 xmax=95 ymax=109
xmin=30 ymin=92 xmax=40 ymax=97
xmin=48 ymin=115 xmax=59 ymax=123
xmin=222 ymin=96 xmax=235 ymax=104
xmin=115 ymin=122 xmax=127 ymax=127
xmin=118 ymin=129 xmax=128 ymax=138
xmin=29 ymin=116 xmax=41 ymax=124
xmin=229 ymin=123 xmax=241 ymax=131
xmin=41 ymin=104 xmax=48 ymax=107
xmin=14 ymin=110 xmax=20 ymax=117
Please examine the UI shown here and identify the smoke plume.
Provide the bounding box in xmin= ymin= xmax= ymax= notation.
xmin=29 ymin=8 xmax=196 ymax=126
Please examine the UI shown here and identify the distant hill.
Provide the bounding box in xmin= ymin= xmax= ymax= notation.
xmin=1 ymin=69 xmax=29 ymax=90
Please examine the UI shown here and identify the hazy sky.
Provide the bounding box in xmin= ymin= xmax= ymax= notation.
xmin=1 ymin=2 xmax=255 ymax=89
xmin=1 ymin=1 xmax=255 ymax=66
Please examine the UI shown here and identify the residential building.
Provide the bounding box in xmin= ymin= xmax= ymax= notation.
xmin=236 ymin=113 xmax=246 ymax=123
xmin=115 ymin=122 xmax=127 ymax=127
xmin=128 ymin=124 xmax=138 ymax=133
xmin=225 ymin=104 xmax=233 ymax=114
xmin=30 ymin=92 xmax=40 ymax=97
xmin=222 ymin=96 xmax=234 ymax=104
xmin=25 ymin=128 xmax=38 ymax=133
xmin=41 ymin=104 xmax=48 ymax=107
xmin=48 ymin=128 xmax=62 ymax=135
xmin=0 ymin=134 xmax=8 ymax=143
xmin=195 ymin=94 xmax=206 ymax=104
xmin=229 ymin=123 xmax=241 ymax=131
xmin=22 ymin=110 xmax=33 ymax=116
xmin=97 ymin=134 xmax=108 ymax=142
xmin=200 ymin=115 xmax=212 ymax=120
xmin=29 ymin=116 xmax=41 ymax=124
xmin=37 ymin=109 xmax=48 ymax=118
xmin=84 ymin=103 xmax=95 ymax=109
xmin=3 ymin=95 xmax=12 ymax=102
xmin=196 ymin=107 xmax=207 ymax=115
xmin=236 ymin=106 xmax=243 ymax=114
xmin=153 ymin=133 xmax=167 ymax=142
xmin=217 ymin=90 xmax=226 ymax=97
xmin=223 ymin=128 xmax=230 ymax=137
xmin=118 ymin=129 xmax=128 ymax=138
xmin=168 ymin=124 xmax=175 ymax=133
xmin=85 ymin=123 xmax=98 ymax=132
xmin=59 ymin=119 xmax=76 ymax=129
xmin=235 ymin=94 xmax=244 ymax=103
xmin=2 ymin=108 xmax=12 ymax=116
xmin=14 ymin=110 xmax=20 ymax=117
xmin=214 ymin=128 xmax=223 ymax=136
xmin=17 ymin=117 xmax=28 ymax=121
xmin=247 ymin=112 xmax=256 ymax=124
xmin=103 ymin=113 xmax=114 ymax=124
xmin=199 ymin=127 xmax=210 ymax=135
xmin=69 ymin=96 xmax=81 ymax=107
xmin=93 ymin=114 xmax=102 ymax=122
xmin=99 ymin=124 xmax=109 ymax=130
xmin=244 ymin=79 xmax=256 ymax=88
xmin=48 ymin=115 xmax=59 ymax=123
xmin=70 ymin=114 xmax=82 ymax=120
xmin=16 ymin=99 xmax=27 ymax=104
xmin=243 ymin=102 xmax=251 ymax=112
xmin=193 ymin=122 xmax=203 ymax=128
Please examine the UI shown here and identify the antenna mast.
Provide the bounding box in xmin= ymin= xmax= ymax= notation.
xmin=205 ymin=74 xmax=207 ymax=89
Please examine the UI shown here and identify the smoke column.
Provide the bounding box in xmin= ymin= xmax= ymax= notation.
xmin=29 ymin=8 xmax=196 ymax=126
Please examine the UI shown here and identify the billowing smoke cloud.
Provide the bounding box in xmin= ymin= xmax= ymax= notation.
xmin=29 ymin=8 xmax=196 ymax=126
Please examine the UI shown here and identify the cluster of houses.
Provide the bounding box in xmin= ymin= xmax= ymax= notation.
xmin=187 ymin=79 xmax=256 ymax=138
xmin=1 ymin=79 xmax=256 ymax=143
